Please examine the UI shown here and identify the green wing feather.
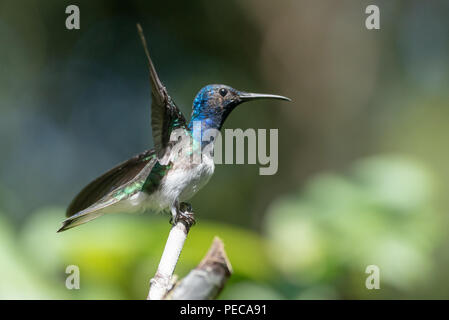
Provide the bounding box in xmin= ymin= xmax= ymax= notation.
xmin=59 ymin=150 xmax=158 ymax=232
xmin=66 ymin=149 xmax=156 ymax=217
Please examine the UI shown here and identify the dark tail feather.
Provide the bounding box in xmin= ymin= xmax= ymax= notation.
xmin=57 ymin=210 xmax=104 ymax=232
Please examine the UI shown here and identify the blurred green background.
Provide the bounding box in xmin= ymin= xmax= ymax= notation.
xmin=1 ymin=0 xmax=449 ymax=299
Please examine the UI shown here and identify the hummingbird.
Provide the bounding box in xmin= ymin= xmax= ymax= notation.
xmin=57 ymin=25 xmax=290 ymax=232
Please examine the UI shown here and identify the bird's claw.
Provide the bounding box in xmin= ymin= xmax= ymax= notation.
xmin=175 ymin=202 xmax=196 ymax=226
xmin=177 ymin=210 xmax=196 ymax=226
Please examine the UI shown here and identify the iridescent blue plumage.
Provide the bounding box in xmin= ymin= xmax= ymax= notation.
xmin=189 ymin=84 xmax=242 ymax=132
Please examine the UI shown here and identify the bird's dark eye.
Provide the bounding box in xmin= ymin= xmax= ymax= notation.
xmin=219 ymin=88 xmax=228 ymax=97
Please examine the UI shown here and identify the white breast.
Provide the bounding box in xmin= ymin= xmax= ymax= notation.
xmin=158 ymin=154 xmax=215 ymax=207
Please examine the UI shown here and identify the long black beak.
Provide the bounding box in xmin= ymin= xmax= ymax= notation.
xmin=238 ymin=91 xmax=291 ymax=102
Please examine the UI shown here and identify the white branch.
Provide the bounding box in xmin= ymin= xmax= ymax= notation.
xmin=147 ymin=217 xmax=192 ymax=300
xmin=146 ymin=207 xmax=231 ymax=300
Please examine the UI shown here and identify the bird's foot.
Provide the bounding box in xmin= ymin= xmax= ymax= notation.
xmin=173 ymin=202 xmax=196 ymax=227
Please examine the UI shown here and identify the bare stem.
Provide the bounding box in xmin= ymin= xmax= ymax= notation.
xmin=147 ymin=216 xmax=193 ymax=300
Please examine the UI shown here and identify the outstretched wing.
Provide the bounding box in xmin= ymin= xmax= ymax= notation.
xmin=137 ymin=24 xmax=187 ymax=158
xmin=66 ymin=149 xmax=156 ymax=217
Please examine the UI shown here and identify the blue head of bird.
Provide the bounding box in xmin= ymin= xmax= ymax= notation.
xmin=189 ymin=84 xmax=290 ymax=131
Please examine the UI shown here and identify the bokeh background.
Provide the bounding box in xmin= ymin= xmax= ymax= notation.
xmin=1 ymin=0 xmax=449 ymax=299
